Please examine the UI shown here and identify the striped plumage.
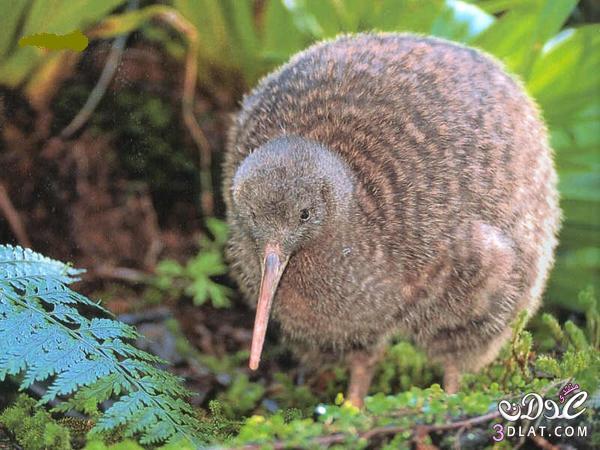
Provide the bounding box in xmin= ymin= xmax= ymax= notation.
xmin=223 ymin=33 xmax=560 ymax=404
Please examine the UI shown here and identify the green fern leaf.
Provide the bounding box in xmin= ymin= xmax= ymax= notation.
xmin=0 ymin=244 xmax=83 ymax=283
xmin=0 ymin=245 xmax=204 ymax=446
xmin=53 ymin=373 xmax=122 ymax=415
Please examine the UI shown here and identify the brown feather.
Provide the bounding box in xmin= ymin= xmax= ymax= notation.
xmin=223 ymin=33 xmax=560 ymax=375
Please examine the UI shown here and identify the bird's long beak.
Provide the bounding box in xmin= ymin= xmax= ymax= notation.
xmin=249 ymin=243 xmax=288 ymax=370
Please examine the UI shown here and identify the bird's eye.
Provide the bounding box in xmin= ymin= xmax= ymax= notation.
xmin=299 ymin=208 xmax=310 ymax=222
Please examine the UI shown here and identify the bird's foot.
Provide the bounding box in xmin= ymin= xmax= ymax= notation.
xmin=346 ymin=347 xmax=385 ymax=408
xmin=443 ymin=362 xmax=461 ymax=394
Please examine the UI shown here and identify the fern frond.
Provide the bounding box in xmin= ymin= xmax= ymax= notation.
xmin=0 ymin=245 xmax=204 ymax=446
xmin=0 ymin=244 xmax=84 ymax=283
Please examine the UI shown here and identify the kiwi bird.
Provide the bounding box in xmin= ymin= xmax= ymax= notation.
xmin=223 ymin=33 xmax=560 ymax=406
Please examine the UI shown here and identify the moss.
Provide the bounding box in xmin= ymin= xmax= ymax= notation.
xmin=0 ymin=394 xmax=71 ymax=450
xmin=373 ymin=340 xmax=442 ymax=394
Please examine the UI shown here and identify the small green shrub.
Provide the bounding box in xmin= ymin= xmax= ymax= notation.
xmin=0 ymin=394 xmax=71 ymax=450
xmin=152 ymin=218 xmax=232 ymax=308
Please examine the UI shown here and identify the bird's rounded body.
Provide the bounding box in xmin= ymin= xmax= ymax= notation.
xmin=224 ymin=34 xmax=560 ymax=385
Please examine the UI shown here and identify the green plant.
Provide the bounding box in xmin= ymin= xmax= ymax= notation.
xmin=83 ymin=438 xmax=198 ymax=450
xmin=217 ymin=373 xmax=266 ymax=418
xmin=459 ymin=298 xmax=599 ymax=398
xmin=225 ymin=300 xmax=599 ymax=449
xmin=1 ymin=1 xmax=599 ymax=448
xmin=153 ymin=218 xmax=232 ymax=307
xmin=0 ymin=244 xmax=203 ymax=446
xmin=373 ymin=340 xmax=441 ymax=394
xmin=270 ymin=372 xmax=319 ymax=413
xmin=0 ymin=0 xmax=125 ymax=93
xmin=534 ymin=287 xmax=600 ymax=392
xmin=0 ymin=394 xmax=71 ymax=450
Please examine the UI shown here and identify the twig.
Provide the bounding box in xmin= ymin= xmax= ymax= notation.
xmin=0 ymin=183 xmax=31 ymax=248
xmin=225 ymin=410 xmax=502 ymax=450
xmin=530 ymin=435 xmax=559 ymax=450
xmin=137 ymin=192 xmax=163 ymax=269
xmin=117 ymin=306 xmax=172 ymax=325
xmin=415 ymin=410 xmax=501 ymax=434
xmin=59 ymin=0 xmax=139 ymax=139
xmin=452 ymin=427 xmax=464 ymax=450
xmin=91 ymin=265 xmax=151 ymax=283
xmin=515 ymin=418 xmax=530 ymax=449
xmin=156 ymin=10 xmax=214 ymax=216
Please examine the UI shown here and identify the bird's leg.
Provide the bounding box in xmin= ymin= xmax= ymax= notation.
xmin=443 ymin=361 xmax=461 ymax=394
xmin=346 ymin=347 xmax=384 ymax=408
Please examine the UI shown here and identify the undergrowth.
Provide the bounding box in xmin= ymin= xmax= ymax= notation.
xmin=0 ymin=245 xmax=203 ymax=447
xmin=0 ymin=395 xmax=71 ymax=450
xmin=222 ymin=303 xmax=599 ymax=449
xmin=0 ymin=244 xmax=598 ymax=449
xmin=149 ymin=218 xmax=232 ymax=308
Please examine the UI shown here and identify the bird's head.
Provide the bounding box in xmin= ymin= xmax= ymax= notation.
xmin=231 ymin=135 xmax=354 ymax=370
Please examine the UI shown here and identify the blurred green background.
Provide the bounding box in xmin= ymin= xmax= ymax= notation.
xmin=0 ymin=0 xmax=598 ymax=311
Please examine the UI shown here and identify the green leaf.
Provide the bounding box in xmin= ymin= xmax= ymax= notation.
xmin=559 ymin=172 xmax=600 ymax=202
xmin=206 ymin=281 xmax=231 ymax=308
xmin=262 ymin=0 xmax=308 ymax=63
xmin=430 ymin=0 xmax=494 ymax=42
xmin=564 ymin=320 xmax=589 ymax=351
xmin=541 ymin=313 xmax=564 ymax=343
xmin=22 ymin=0 xmax=125 ymax=36
xmin=0 ymin=0 xmax=28 ymax=59
xmin=205 ymin=217 xmax=229 ymax=246
xmin=469 ymin=0 xmax=530 ymax=14
xmin=528 ymin=25 xmax=600 ymax=128
xmin=222 ymin=0 xmax=261 ymax=81
xmin=187 ymin=252 xmax=223 ymax=275
xmin=0 ymin=0 xmax=125 ymax=87
xmin=174 ymin=0 xmax=233 ymax=67
xmin=0 ymin=46 xmax=40 ymax=87
xmin=300 ymin=0 xmax=345 ymax=37
xmin=156 ymin=259 xmax=185 ymax=277
xmin=535 ymin=355 xmax=561 ymax=377
xmin=218 ymin=373 xmax=266 ymax=416
xmin=474 ymin=0 xmax=577 ymax=77
xmin=372 ymin=0 xmax=445 ymax=33
xmin=91 ymin=5 xmax=172 ymax=38
xmin=186 ymin=278 xmax=208 ymax=305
